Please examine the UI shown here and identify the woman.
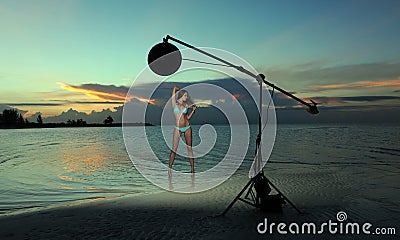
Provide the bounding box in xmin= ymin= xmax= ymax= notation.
xmin=169 ymin=86 xmax=197 ymax=173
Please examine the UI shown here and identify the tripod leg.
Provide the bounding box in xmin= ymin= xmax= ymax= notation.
xmin=244 ymin=182 xmax=255 ymax=199
xmin=267 ymin=178 xmax=302 ymax=214
xmin=220 ymin=178 xmax=253 ymax=216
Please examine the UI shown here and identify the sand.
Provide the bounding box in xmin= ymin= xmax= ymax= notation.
xmin=1 ymin=164 xmax=398 ymax=239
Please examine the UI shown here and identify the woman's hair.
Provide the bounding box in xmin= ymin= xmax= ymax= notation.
xmin=176 ymin=89 xmax=194 ymax=106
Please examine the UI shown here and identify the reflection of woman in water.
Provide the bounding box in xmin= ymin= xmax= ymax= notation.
xmin=169 ymin=86 xmax=197 ymax=173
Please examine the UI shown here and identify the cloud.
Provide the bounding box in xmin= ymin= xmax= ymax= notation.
xmin=5 ymin=103 xmax=63 ymax=106
xmin=0 ymin=104 xmax=28 ymax=117
xmin=57 ymin=82 xmax=155 ymax=104
xmin=4 ymin=76 xmax=400 ymax=124
xmin=45 ymin=78 xmax=265 ymax=124
xmin=64 ymin=101 xmax=123 ymax=105
xmin=311 ymin=79 xmax=400 ymax=90
xmin=339 ymin=96 xmax=400 ymax=102
xmin=312 ymin=95 xmax=400 ymax=106
xmin=55 ymin=78 xmax=400 ymax=120
xmin=313 ymin=95 xmax=400 ymax=110
xmin=43 ymin=107 xmax=123 ymax=124
xmin=266 ymin=61 xmax=400 ymax=92
xmin=7 ymin=73 xmax=398 ymax=124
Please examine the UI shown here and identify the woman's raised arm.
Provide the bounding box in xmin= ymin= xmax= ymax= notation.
xmin=172 ymin=86 xmax=179 ymax=108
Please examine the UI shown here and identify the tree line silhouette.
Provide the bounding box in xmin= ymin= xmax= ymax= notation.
xmin=0 ymin=109 xmax=32 ymax=128
xmin=66 ymin=118 xmax=87 ymax=126
xmin=0 ymin=109 xmax=128 ymax=129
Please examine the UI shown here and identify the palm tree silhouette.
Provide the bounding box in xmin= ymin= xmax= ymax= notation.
xmin=37 ymin=114 xmax=43 ymax=125
xmin=0 ymin=109 xmax=25 ymax=128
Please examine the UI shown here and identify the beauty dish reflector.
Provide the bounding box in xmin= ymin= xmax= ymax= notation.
xmin=147 ymin=42 xmax=182 ymax=76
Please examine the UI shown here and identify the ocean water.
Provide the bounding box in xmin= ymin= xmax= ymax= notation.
xmin=0 ymin=124 xmax=399 ymax=216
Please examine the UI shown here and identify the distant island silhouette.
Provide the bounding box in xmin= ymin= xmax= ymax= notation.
xmin=0 ymin=109 xmax=153 ymax=129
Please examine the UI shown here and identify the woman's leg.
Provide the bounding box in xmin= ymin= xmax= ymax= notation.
xmin=184 ymin=127 xmax=194 ymax=173
xmin=169 ymin=128 xmax=180 ymax=168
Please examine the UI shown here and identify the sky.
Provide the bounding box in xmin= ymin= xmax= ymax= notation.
xmin=1 ymin=0 xmax=400 ymax=123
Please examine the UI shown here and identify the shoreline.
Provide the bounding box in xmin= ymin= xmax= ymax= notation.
xmin=1 ymin=165 xmax=398 ymax=239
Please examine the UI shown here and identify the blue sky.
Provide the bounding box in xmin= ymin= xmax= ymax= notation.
xmin=1 ymin=0 xmax=399 ymax=121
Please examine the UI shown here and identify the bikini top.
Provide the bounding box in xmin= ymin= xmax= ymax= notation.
xmin=174 ymin=103 xmax=187 ymax=114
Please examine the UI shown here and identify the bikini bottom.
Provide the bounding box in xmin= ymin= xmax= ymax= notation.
xmin=176 ymin=125 xmax=191 ymax=133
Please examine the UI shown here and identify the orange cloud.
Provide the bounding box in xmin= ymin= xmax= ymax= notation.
xmin=327 ymin=99 xmax=340 ymax=105
xmin=311 ymin=79 xmax=400 ymax=90
xmin=57 ymin=82 xmax=155 ymax=104
xmin=22 ymin=110 xmax=36 ymax=118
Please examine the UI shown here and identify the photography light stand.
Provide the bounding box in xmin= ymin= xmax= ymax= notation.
xmin=221 ymin=73 xmax=304 ymax=216
xmin=149 ymin=35 xmax=319 ymax=215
